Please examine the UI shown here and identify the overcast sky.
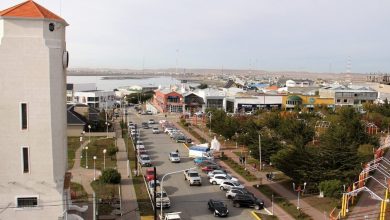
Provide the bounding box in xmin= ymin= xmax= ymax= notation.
xmin=1 ymin=0 xmax=390 ymax=73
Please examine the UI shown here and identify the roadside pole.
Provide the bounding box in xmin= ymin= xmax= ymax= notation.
xmin=154 ymin=166 xmax=157 ymax=220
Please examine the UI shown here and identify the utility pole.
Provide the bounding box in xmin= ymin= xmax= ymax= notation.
xmin=259 ymin=134 xmax=262 ymax=171
xmin=154 ymin=166 xmax=157 ymax=220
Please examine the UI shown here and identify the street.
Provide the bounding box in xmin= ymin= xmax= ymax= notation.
xmin=127 ymin=109 xmax=258 ymax=220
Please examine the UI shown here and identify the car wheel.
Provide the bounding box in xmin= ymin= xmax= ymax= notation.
xmin=220 ymin=186 xmax=225 ymax=191
xmin=254 ymin=205 xmax=260 ymax=210
xmin=214 ymin=212 xmax=218 ymax=217
xmin=212 ymin=181 xmax=217 ymax=185
xmin=233 ymin=202 xmax=240 ymax=208
xmin=227 ymin=195 xmax=232 ymax=199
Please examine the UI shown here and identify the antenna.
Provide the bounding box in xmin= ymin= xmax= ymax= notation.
xmin=346 ymin=56 xmax=352 ymax=73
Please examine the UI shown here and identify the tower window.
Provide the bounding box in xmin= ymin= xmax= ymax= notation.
xmin=22 ymin=147 xmax=29 ymax=173
xmin=21 ymin=103 xmax=28 ymax=130
xmin=17 ymin=197 xmax=38 ymax=208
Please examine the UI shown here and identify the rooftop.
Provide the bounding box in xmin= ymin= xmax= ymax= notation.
xmin=0 ymin=0 xmax=67 ymax=24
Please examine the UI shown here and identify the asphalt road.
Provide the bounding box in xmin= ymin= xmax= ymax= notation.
xmin=127 ymin=109 xmax=256 ymax=220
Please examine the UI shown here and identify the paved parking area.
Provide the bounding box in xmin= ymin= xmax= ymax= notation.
xmin=127 ymin=109 xmax=260 ymax=220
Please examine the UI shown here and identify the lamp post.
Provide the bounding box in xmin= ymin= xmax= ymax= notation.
xmin=88 ymin=125 xmax=91 ymax=143
xmin=105 ymin=122 xmax=110 ymax=138
xmin=160 ymin=167 xmax=197 ymax=218
xmin=207 ymin=111 xmax=212 ymax=137
xmin=293 ymin=182 xmax=307 ymax=210
xmin=103 ymin=149 xmax=107 ymax=170
xmin=259 ymin=134 xmax=262 ymax=171
xmin=93 ymin=156 xmax=97 ymax=181
xmin=85 ymin=146 xmax=89 ymax=169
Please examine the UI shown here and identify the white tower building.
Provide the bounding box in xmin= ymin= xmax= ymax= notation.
xmin=0 ymin=1 xmax=70 ymax=219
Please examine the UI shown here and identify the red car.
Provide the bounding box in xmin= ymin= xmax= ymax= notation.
xmin=201 ymin=164 xmax=220 ymax=173
xmin=145 ymin=168 xmax=156 ymax=181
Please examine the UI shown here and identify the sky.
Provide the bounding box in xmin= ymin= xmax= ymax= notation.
xmin=1 ymin=0 xmax=390 ymax=73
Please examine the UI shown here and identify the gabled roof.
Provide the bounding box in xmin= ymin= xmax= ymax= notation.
xmin=0 ymin=0 xmax=67 ymax=24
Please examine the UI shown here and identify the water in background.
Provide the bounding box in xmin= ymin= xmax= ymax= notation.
xmin=67 ymin=76 xmax=181 ymax=91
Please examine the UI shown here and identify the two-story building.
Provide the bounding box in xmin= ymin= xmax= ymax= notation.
xmin=319 ymin=85 xmax=378 ymax=107
xmin=152 ymin=88 xmax=184 ymax=113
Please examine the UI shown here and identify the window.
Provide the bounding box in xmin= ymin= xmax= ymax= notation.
xmin=344 ymin=99 xmax=348 ymax=103
xmin=336 ymin=99 xmax=340 ymax=103
xmin=21 ymin=103 xmax=28 ymax=130
xmin=17 ymin=197 xmax=38 ymax=208
xmin=22 ymin=147 xmax=29 ymax=173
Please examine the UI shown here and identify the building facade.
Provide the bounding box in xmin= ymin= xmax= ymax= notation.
xmin=74 ymin=90 xmax=116 ymax=110
xmin=319 ymin=85 xmax=378 ymax=107
xmin=0 ymin=1 xmax=70 ymax=219
xmin=152 ymin=88 xmax=184 ymax=113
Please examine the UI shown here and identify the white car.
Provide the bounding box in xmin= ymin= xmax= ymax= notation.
xmin=152 ymin=127 xmax=160 ymax=134
xmin=164 ymin=127 xmax=175 ymax=133
xmin=213 ymin=173 xmax=238 ymax=182
xmin=136 ymin=144 xmax=146 ymax=154
xmin=219 ymin=180 xmax=244 ymax=191
xmin=210 ymin=176 xmax=230 ymax=185
xmin=207 ymin=170 xmax=226 ymax=179
xmin=139 ymin=154 xmax=152 ymax=167
xmin=169 ymin=152 xmax=181 ymax=163
xmin=148 ymin=119 xmax=155 ymax=124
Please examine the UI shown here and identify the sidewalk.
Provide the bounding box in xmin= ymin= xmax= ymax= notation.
xmin=114 ymin=119 xmax=140 ymax=220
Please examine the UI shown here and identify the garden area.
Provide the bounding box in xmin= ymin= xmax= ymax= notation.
xmin=80 ymin=137 xmax=118 ymax=170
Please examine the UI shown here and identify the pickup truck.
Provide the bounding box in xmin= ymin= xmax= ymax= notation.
xmin=153 ymin=186 xmax=171 ymax=208
xmin=183 ymin=170 xmax=202 ymax=186
xmin=161 ymin=212 xmax=181 ymax=220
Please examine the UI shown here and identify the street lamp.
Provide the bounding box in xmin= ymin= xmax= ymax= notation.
xmin=259 ymin=134 xmax=262 ymax=171
xmin=103 ymin=149 xmax=107 ymax=170
xmin=85 ymin=146 xmax=89 ymax=169
xmin=105 ymin=122 xmax=110 ymax=138
xmin=160 ymin=167 xmax=197 ymax=218
xmin=88 ymin=125 xmax=91 ymax=143
xmin=207 ymin=111 xmax=213 ymax=137
xmin=93 ymin=156 xmax=97 ymax=181
xmin=293 ymin=182 xmax=307 ymax=210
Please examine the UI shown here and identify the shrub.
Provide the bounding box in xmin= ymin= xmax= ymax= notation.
xmin=318 ymin=179 xmax=342 ymax=198
xmin=108 ymin=147 xmax=119 ymax=157
xmin=101 ymin=168 xmax=121 ymax=184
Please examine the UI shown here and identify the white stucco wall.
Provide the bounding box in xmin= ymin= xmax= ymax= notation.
xmin=0 ymin=18 xmax=67 ymax=219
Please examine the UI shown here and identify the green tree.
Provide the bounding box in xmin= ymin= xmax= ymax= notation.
xmin=100 ymin=168 xmax=121 ymax=184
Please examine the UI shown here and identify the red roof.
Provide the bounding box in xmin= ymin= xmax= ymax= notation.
xmin=0 ymin=0 xmax=67 ymax=24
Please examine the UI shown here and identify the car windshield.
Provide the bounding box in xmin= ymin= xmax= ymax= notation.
xmin=232 ymin=182 xmax=240 ymax=186
xmin=147 ymin=171 xmax=154 ymax=175
xmin=213 ymin=201 xmax=224 ymax=207
xmin=189 ymin=173 xmax=199 ymax=177
xmin=153 ymin=128 xmax=158 ymax=130
xmin=171 ymin=153 xmax=179 ymax=157
xmin=156 ymin=192 xmax=167 ymax=197
xmin=142 ymin=156 xmax=150 ymax=160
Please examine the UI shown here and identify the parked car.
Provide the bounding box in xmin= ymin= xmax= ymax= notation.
xmin=194 ymin=157 xmax=214 ymax=164
xmin=145 ymin=168 xmax=155 ymax=181
xmin=136 ymin=144 xmax=146 ymax=154
xmin=186 ymin=137 xmax=192 ymax=143
xmin=207 ymin=199 xmax=229 ymax=217
xmin=142 ymin=122 xmax=149 ymax=129
xmin=148 ymin=180 xmax=160 ymax=193
xmin=213 ymin=173 xmax=238 ymax=182
xmin=152 ymin=127 xmax=160 ymax=134
xmin=148 ymin=119 xmax=155 ymax=124
xmin=232 ymin=194 xmax=264 ymax=210
xmin=207 ymin=170 xmax=227 ymax=179
xmin=196 ymin=160 xmax=217 ymax=167
xmin=155 ymin=188 xmax=171 ymax=208
xmin=174 ymin=135 xmax=187 ymax=143
xmin=169 ymin=152 xmax=181 ymax=163
xmin=219 ymin=180 xmax=244 ymax=191
xmin=210 ymin=175 xmax=231 ymax=185
xmin=145 ymin=110 xmax=153 ymax=115
xmin=201 ymin=164 xmax=220 ymax=173
xmin=226 ymin=187 xmax=253 ymax=199
xmin=184 ymin=170 xmax=202 ymax=186
xmin=138 ymin=154 xmax=152 ymax=167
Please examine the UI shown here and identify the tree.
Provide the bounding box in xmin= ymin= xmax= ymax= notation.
xmin=319 ymin=179 xmax=342 ymax=198
xmin=197 ymin=83 xmax=208 ymax=89
xmin=100 ymin=168 xmax=121 ymax=184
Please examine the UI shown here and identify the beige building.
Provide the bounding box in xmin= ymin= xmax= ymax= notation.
xmin=0 ymin=1 xmax=73 ymax=219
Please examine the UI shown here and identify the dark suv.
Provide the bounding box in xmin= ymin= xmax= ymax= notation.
xmin=232 ymin=194 xmax=264 ymax=210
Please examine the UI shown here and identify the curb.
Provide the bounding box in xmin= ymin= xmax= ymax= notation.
xmin=251 ymin=211 xmax=262 ymax=220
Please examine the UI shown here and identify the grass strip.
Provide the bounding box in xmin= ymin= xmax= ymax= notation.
xmin=80 ymin=138 xmax=117 ymax=170
xmin=68 ymin=137 xmax=80 ymax=169
xmin=254 ymin=184 xmax=312 ymax=220
xmin=220 ymin=156 xmax=257 ymax=182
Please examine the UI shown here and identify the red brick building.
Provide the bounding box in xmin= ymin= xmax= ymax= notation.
xmin=152 ymin=88 xmax=184 ymax=113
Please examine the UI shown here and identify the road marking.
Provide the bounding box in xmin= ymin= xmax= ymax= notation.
xmin=182 ymin=143 xmax=189 ymax=150
xmin=264 ymin=207 xmax=272 ymax=215
xmin=251 ymin=211 xmax=262 ymax=220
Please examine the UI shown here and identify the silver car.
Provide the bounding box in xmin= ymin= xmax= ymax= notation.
xmin=169 ymin=152 xmax=181 ymax=163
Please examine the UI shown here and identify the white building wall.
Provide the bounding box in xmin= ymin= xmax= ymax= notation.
xmin=0 ymin=18 xmax=66 ymax=219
